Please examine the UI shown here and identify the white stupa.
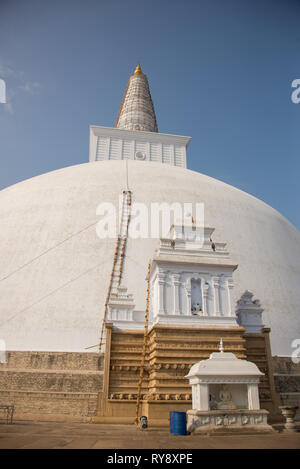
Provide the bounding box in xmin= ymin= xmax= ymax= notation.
xmin=0 ymin=64 xmax=299 ymax=357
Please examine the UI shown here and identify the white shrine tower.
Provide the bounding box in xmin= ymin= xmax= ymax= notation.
xmin=89 ymin=64 xmax=190 ymax=167
xmin=90 ymin=65 xmax=241 ymax=333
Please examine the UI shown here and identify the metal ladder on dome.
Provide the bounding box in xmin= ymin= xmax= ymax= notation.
xmin=89 ymin=186 xmax=151 ymax=426
xmin=98 ymin=190 xmax=132 ymax=353
xmin=134 ymin=260 xmax=151 ymax=426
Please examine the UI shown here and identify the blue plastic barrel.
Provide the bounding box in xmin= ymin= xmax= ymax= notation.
xmin=169 ymin=411 xmax=186 ymax=435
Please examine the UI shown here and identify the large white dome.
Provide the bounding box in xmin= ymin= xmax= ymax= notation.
xmin=0 ymin=160 xmax=299 ymax=356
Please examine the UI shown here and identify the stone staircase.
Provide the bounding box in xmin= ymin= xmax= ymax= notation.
xmin=0 ymin=351 xmax=104 ymax=422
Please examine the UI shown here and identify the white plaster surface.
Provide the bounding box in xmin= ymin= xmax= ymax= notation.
xmin=0 ymin=160 xmax=299 ymax=355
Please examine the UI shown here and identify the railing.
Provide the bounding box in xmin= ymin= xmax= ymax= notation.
xmin=0 ymin=405 xmax=14 ymax=424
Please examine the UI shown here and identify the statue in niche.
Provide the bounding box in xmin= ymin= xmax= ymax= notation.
xmin=191 ymin=278 xmax=203 ymax=315
xmin=217 ymin=385 xmax=237 ymax=410
xmin=209 ymin=394 xmax=217 ymax=410
xmin=191 ymin=302 xmax=203 ymax=315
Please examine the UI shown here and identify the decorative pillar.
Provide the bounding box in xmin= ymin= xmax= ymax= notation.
xmin=157 ymin=271 xmax=166 ymax=315
xmin=107 ymin=137 xmax=111 ymax=160
xmin=247 ymin=383 xmax=260 ymax=410
xmin=212 ymin=276 xmax=220 ymax=315
xmin=133 ymin=139 xmax=136 ymax=160
xmin=146 ymin=141 xmax=150 ymax=161
xmin=192 ymin=383 xmax=209 ymax=411
xmin=172 ymin=273 xmax=181 ymax=315
xmin=227 ymin=277 xmax=234 ymax=316
xmin=120 ymin=138 xmax=124 ymax=160
xmin=171 ymin=144 xmax=175 ymax=166
xmin=103 ymin=323 xmax=113 ymax=400
xmin=127 ymin=308 xmax=132 ymax=321
xmin=185 ymin=279 xmax=191 ymax=315
xmin=202 ymin=282 xmax=209 ymax=316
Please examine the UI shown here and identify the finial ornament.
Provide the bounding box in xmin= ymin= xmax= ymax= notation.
xmin=134 ymin=64 xmax=142 ymax=75
xmin=219 ymin=338 xmax=224 ymax=353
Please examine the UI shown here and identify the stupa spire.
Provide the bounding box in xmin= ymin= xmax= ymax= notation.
xmin=115 ymin=64 xmax=158 ymax=132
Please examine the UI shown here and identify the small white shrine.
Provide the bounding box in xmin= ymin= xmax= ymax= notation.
xmin=185 ymin=340 xmax=274 ymax=433
xmin=236 ymin=290 xmax=264 ymax=333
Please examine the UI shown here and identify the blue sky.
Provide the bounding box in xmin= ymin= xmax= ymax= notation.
xmin=0 ymin=0 xmax=299 ymax=229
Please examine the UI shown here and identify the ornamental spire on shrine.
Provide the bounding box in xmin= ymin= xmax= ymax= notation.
xmin=115 ymin=64 xmax=158 ymax=132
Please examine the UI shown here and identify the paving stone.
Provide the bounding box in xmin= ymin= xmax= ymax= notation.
xmin=0 ymin=422 xmax=299 ymax=449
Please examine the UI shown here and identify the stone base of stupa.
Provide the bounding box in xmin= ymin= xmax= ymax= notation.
xmin=91 ymin=323 xmax=281 ymax=427
xmin=187 ymin=409 xmax=275 ymax=434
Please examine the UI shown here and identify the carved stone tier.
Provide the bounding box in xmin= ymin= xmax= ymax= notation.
xmin=187 ymin=409 xmax=274 ymax=434
xmin=146 ymin=325 xmax=246 ymax=400
xmin=92 ymin=323 xmax=246 ymax=426
xmin=91 ymin=323 xmax=281 ymax=426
